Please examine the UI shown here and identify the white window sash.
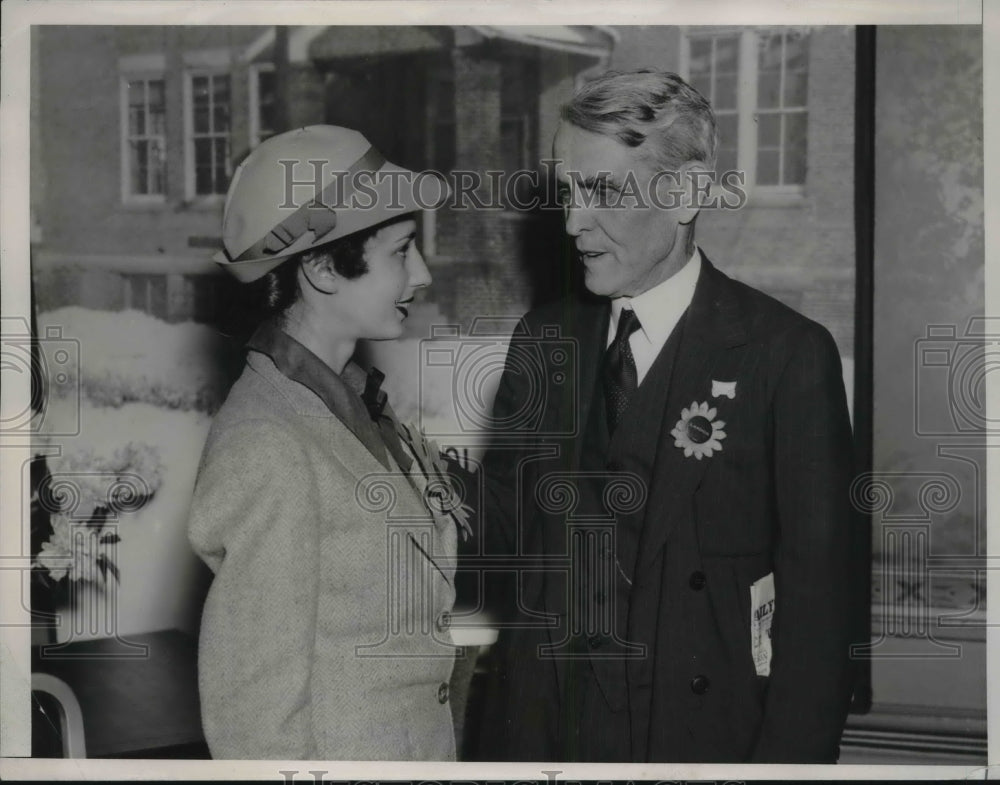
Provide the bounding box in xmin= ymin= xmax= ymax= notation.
xmin=183 ymin=70 xmax=231 ymax=202
xmin=120 ymin=74 xmax=166 ymax=205
xmin=681 ymin=27 xmax=807 ymax=201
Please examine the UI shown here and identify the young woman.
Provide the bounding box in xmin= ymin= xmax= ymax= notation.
xmin=188 ymin=126 xmax=459 ymax=761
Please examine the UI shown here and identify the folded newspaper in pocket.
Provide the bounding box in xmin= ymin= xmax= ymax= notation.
xmin=750 ymin=572 xmax=775 ymax=676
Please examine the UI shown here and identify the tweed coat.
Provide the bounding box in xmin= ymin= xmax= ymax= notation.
xmin=476 ymin=255 xmax=860 ymax=763
xmin=189 ymin=344 xmax=457 ymax=761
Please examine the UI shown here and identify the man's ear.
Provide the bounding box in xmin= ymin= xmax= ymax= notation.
xmin=298 ymin=251 xmax=339 ymax=295
xmin=677 ymin=160 xmax=713 ymax=225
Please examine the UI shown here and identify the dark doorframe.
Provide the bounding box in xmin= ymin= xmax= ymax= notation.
xmin=850 ymin=24 xmax=876 ymax=715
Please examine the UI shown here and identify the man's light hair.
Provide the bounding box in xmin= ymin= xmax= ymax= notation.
xmin=561 ymin=69 xmax=718 ymax=172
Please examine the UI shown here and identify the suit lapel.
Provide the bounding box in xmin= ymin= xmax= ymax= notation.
xmin=635 ymin=255 xmax=749 ymax=573
xmin=569 ymin=299 xmax=610 ymax=471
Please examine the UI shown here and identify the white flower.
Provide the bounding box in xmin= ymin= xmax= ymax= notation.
xmin=671 ymin=400 xmax=727 ymax=460
xmin=35 ymin=514 xmax=107 ymax=584
xmin=396 ymin=422 xmax=473 ymax=541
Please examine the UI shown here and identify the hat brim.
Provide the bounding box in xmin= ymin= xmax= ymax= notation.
xmin=215 ymin=161 xmax=450 ymax=283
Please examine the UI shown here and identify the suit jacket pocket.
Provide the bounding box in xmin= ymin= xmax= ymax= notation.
xmin=702 ymin=555 xmax=769 ymax=707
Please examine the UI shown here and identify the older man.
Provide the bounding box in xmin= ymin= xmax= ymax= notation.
xmin=475 ymin=70 xmax=858 ymax=763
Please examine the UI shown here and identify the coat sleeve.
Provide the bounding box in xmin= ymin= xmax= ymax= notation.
xmin=188 ymin=418 xmax=322 ymax=760
xmin=751 ymin=323 xmax=858 ymax=763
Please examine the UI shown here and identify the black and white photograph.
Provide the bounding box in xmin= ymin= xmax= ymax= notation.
xmin=0 ymin=0 xmax=992 ymax=780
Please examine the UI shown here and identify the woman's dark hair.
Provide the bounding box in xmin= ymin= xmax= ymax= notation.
xmin=220 ymin=217 xmax=396 ymax=340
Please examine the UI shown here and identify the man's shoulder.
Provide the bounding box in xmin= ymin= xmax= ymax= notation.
xmin=517 ymin=294 xmax=605 ymax=337
xmin=705 ymin=259 xmax=835 ymax=345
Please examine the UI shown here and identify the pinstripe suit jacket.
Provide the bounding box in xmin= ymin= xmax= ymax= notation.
xmin=477 ymin=255 xmax=860 ymax=762
xmin=189 ymin=345 xmax=457 ymax=761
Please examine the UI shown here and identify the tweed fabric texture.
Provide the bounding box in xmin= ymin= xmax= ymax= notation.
xmin=189 ymin=350 xmax=457 ymax=760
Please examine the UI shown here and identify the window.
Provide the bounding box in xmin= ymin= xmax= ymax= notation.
xmin=683 ymin=27 xmax=811 ymax=196
xmin=184 ymin=72 xmax=232 ymax=198
xmin=249 ymin=64 xmax=276 ymax=148
xmin=121 ymin=76 xmax=166 ymax=202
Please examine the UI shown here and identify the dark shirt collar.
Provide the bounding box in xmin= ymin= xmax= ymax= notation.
xmin=247 ymin=319 xmax=392 ymax=468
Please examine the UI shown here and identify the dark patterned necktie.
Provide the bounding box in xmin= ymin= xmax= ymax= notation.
xmin=603 ymin=308 xmax=641 ymax=432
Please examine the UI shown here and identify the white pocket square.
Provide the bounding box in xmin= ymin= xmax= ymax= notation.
xmin=711 ymin=380 xmax=737 ymax=399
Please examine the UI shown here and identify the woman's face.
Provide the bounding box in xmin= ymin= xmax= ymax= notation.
xmin=336 ymin=217 xmax=431 ymax=341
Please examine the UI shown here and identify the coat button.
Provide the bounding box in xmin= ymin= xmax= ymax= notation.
xmin=437 ymin=682 xmax=449 ymax=703
xmin=690 ymin=675 xmax=710 ymax=695
xmin=689 ymin=571 xmax=707 ymax=590
xmin=435 ymin=612 xmax=451 ymax=632
xmin=587 ymin=635 xmax=603 ymax=649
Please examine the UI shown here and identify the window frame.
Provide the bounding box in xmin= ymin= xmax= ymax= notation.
xmin=182 ymin=69 xmax=233 ymax=203
xmin=680 ymin=26 xmax=810 ymax=206
xmin=119 ymin=72 xmax=168 ymax=206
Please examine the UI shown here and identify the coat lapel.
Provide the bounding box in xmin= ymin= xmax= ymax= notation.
xmin=569 ymin=298 xmax=610 ymax=471
xmin=634 ymin=256 xmax=749 ymax=573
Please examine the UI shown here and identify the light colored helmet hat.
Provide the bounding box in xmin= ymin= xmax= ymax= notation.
xmin=215 ymin=125 xmax=448 ymax=282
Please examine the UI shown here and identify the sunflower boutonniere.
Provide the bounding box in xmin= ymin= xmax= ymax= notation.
xmin=396 ymin=422 xmax=473 ymax=542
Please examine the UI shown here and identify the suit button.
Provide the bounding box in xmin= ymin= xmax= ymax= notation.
xmin=436 ymin=612 xmax=451 ymax=632
xmin=689 ymin=571 xmax=707 ymax=591
xmin=587 ymin=635 xmax=603 ymax=649
xmin=690 ymin=675 xmax=710 ymax=695
xmin=437 ymin=682 xmax=449 ymax=703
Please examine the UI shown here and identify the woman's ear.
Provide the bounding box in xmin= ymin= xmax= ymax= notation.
xmin=298 ymin=251 xmax=339 ymax=295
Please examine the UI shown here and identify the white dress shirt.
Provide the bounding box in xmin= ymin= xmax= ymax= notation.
xmin=607 ymin=248 xmax=701 ymax=385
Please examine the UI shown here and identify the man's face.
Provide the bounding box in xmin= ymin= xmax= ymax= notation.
xmin=553 ymin=121 xmax=689 ymax=299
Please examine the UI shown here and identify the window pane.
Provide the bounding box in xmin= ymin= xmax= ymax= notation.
xmin=714 ymin=36 xmax=740 ymax=73
xmin=757 ymin=112 xmax=781 ymax=147
xmin=784 ymin=31 xmax=810 ymax=71
xmin=784 ymin=69 xmax=808 ymax=107
xmin=146 ymin=80 xmax=165 ymax=137
xmin=148 ymin=80 xmax=164 ymax=110
xmin=758 ymin=31 xmax=785 ymax=72
xmin=128 ymin=80 xmax=145 ymax=107
xmin=194 ymin=138 xmax=212 ymax=194
xmin=717 ymin=146 xmax=738 ymax=177
xmin=129 ymin=106 xmax=145 ymax=136
xmin=212 ymin=75 xmax=230 ymax=106
xmin=783 ymin=111 xmax=808 ymax=184
xmin=150 ymin=105 xmax=166 ymax=137
xmin=149 ymin=140 xmax=164 ymax=194
xmin=689 ymin=38 xmax=712 ymax=74
xmin=214 ymin=137 xmax=230 ymax=193
xmin=689 ymin=74 xmax=712 ymax=102
xmin=758 ymin=71 xmax=781 ymax=110
xmin=194 ymin=105 xmax=209 ymax=134
xmin=130 ymin=141 xmax=145 ymax=194
xmin=716 ymin=113 xmax=738 ymax=151
xmin=213 ymin=101 xmax=230 ymax=132
xmin=193 ymin=76 xmax=209 ymax=103
xmin=715 ymin=74 xmax=737 ymax=111
xmin=757 ymin=148 xmax=779 ymax=185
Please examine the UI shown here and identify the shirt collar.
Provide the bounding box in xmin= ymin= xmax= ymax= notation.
xmin=609 ymin=247 xmax=702 ymax=346
xmin=246 ymin=319 xmax=389 ymax=465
